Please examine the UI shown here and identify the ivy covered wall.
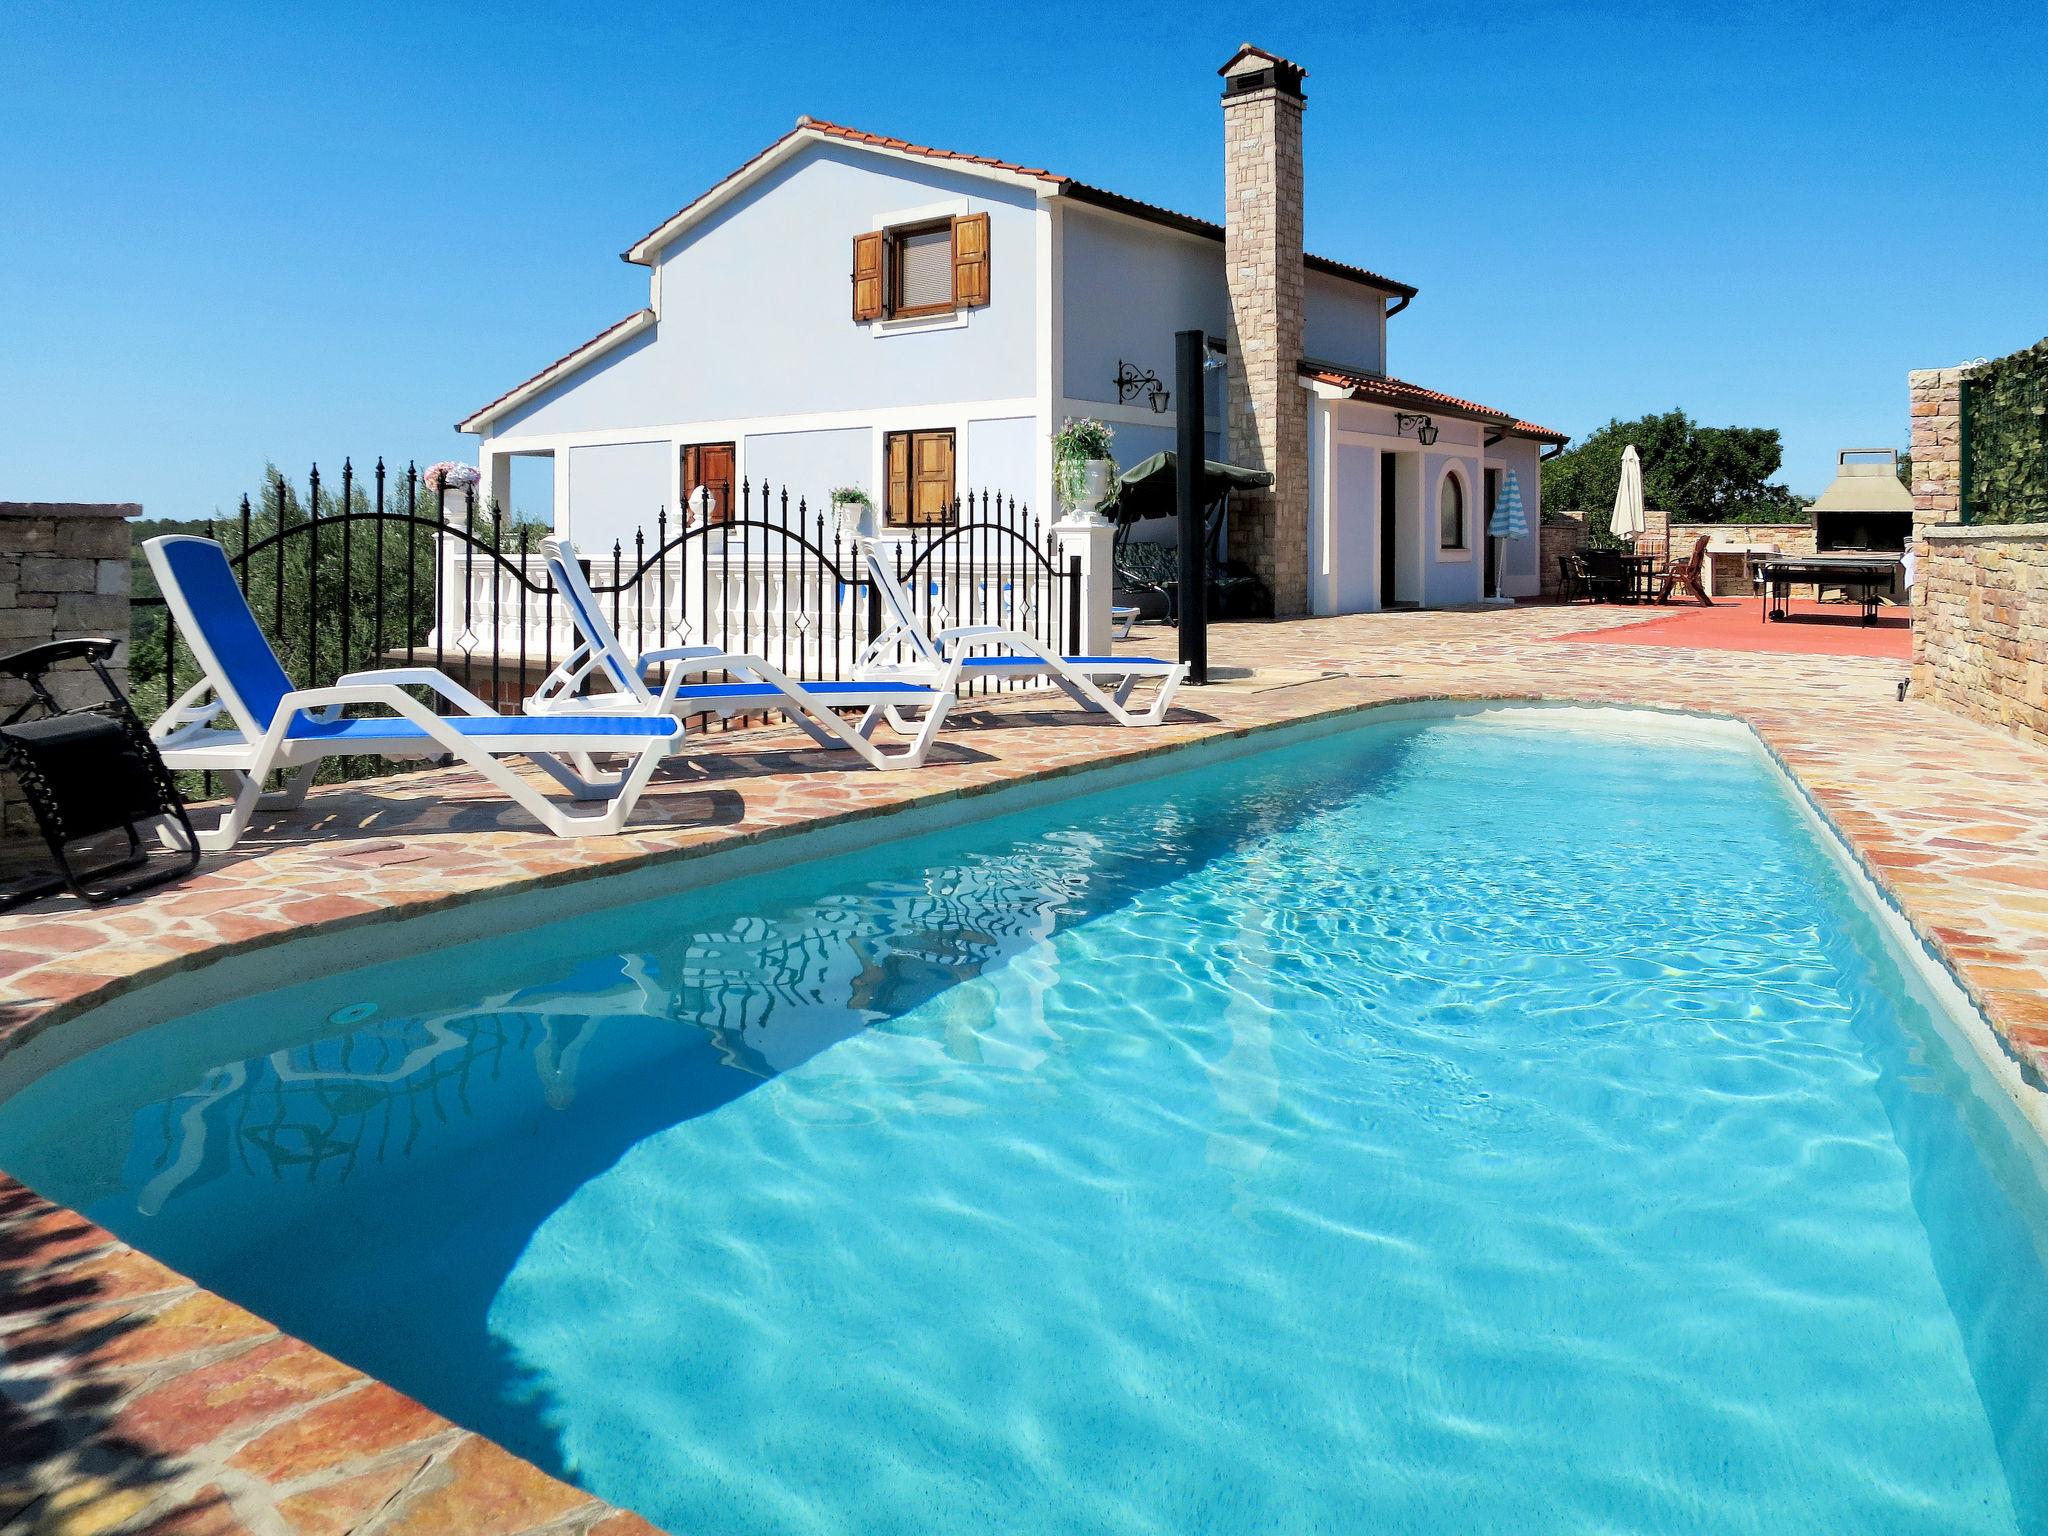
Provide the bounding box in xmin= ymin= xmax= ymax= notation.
xmin=1964 ymin=336 xmax=2048 ymax=524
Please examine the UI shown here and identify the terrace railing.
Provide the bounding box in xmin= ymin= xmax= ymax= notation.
xmin=130 ymin=462 xmax=1077 ymax=789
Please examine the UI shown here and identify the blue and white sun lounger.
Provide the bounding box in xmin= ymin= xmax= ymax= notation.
xmin=854 ymin=547 xmax=1186 ymax=727
xmin=527 ymin=537 xmax=956 ymax=771
xmin=145 ymin=536 xmax=680 ymax=848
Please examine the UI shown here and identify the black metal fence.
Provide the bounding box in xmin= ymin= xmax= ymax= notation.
xmin=131 ymin=462 xmax=1077 ymax=789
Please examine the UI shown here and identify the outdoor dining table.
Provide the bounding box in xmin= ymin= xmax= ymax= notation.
xmin=1615 ymin=552 xmax=1662 ymax=603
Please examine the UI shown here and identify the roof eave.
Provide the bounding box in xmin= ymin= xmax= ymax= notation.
xmin=457 ymin=308 xmax=657 ymax=434
xmin=625 ymin=119 xmax=1065 ymax=266
xmin=1060 ymin=185 xmax=1417 ymax=299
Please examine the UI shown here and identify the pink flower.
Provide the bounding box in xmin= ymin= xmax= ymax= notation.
xmin=424 ymin=461 xmax=482 ymax=493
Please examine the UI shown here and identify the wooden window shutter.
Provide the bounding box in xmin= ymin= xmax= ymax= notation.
xmin=885 ymin=431 xmax=912 ymax=524
xmin=913 ymin=431 xmax=956 ymax=524
xmin=852 ymin=231 xmax=885 ymax=321
xmin=951 ymin=213 xmax=990 ymax=309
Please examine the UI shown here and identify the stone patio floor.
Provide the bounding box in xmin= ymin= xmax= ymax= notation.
xmin=4 ymin=601 xmax=2047 ymax=1535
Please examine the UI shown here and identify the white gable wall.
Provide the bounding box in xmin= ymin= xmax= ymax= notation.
xmin=493 ymin=143 xmax=1039 ymax=438
xmin=477 ymin=142 xmax=1047 ymax=531
xmin=1059 ymin=208 xmax=1227 ymax=416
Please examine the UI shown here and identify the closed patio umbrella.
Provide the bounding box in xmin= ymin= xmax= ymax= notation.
xmin=1483 ymin=468 xmax=1529 ymax=601
xmin=1488 ymin=469 xmax=1529 ymax=540
xmin=1610 ymin=444 xmax=1647 ymax=543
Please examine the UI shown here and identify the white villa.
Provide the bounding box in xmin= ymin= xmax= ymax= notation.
xmin=459 ymin=45 xmax=1565 ymax=616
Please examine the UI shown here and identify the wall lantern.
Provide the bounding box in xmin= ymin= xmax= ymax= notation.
xmin=1114 ymin=361 xmax=1171 ymax=413
xmin=1396 ymin=412 xmax=1439 ymax=446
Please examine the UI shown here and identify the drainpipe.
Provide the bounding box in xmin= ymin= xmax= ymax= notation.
xmin=1540 ymin=443 xmax=1566 ymax=461
xmin=1385 ymin=294 xmax=1411 ymax=319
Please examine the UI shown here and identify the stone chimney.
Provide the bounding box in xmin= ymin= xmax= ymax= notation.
xmin=1221 ymin=43 xmax=1309 ymax=617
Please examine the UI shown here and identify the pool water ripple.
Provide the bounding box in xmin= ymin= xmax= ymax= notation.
xmin=2 ymin=710 xmax=2045 ymax=1533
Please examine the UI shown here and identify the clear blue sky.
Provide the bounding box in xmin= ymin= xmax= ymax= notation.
xmin=3 ymin=0 xmax=2042 ymax=520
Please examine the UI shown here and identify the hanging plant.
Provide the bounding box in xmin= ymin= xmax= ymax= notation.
xmin=1051 ymin=417 xmax=1117 ymax=509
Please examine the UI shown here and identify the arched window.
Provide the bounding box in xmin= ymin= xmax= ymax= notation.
xmin=1438 ymin=472 xmax=1467 ymax=551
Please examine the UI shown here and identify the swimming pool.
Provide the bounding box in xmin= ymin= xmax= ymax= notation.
xmin=3 ymin=706 xmax=2044 ymax=1533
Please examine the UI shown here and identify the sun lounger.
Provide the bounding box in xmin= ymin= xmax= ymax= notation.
xmin=528 ymin=537 xmax=955 ymax=770
xmin=854 ymin=546 xmax=1186 ymax=727
xmin=145 ymin=536 xmax=679 ymax=847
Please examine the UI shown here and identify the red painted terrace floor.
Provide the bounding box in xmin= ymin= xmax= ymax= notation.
xmin=1550 ymin=596 xmax=1914 ymax=660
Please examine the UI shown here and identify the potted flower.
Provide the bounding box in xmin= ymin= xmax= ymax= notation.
xmin=424 ymin=461 xmax=483 ymax=523
xmin=1052 ymin=418 xmax=1117 ymax=524
xmin=828 ymin=485 xmax=875 ymax=542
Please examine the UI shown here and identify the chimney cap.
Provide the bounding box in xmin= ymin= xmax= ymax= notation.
xmin=1220 ymin=44 xmax=1306 ymax=99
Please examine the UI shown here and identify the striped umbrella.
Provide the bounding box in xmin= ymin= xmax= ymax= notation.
xmin=1488 ymin=469 xmax=1529 ymax=539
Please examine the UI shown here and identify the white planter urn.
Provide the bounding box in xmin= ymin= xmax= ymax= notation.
xmin=1067 ymin=459 xmax=1114 ymax=526
xmin=437 ymin=480 xmax=479 ymax=525
xmin=830 ymin=498 xmax=876 ymax=544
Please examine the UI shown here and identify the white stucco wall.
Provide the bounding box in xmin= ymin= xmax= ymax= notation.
xmin=490 ymin=143 xmax=1039 ymax=439
xmin=1420 ymin=448 xmax=1484 ymax=608
xmin=741 ymin=427 xmax=869 ymax=506
xmin=1059 ymin=209 xmax=1229 ymax=411
xmin=963 ymin=417 xmax=1037 ymax=501
xmin=563 ymin=440 xmax=670 ymax=552
xmin=1313 ymin=398 xmax=1550 ymax=614
xmin=1060 ymin=209 xmax=1391 ymax=406
xmin=1302 ymin=270 xmax=1387 ymax=374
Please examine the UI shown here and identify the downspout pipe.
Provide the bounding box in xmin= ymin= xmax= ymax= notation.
xmin=1384 ymin=294 xmax=1412 ymax=319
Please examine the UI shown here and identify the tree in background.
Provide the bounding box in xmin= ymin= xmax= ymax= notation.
xmin=126 ymin=464 xmax=551 ymax=791
xmin=1541 ymin=410 xmax=1810 ymax=540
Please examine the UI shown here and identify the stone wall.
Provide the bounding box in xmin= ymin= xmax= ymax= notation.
xmin=1668 ymin=521 xmax=1817 ymax=597
xmin=0 ymin=502 xmax=137 ymax=838
xmin=1911 ymin=524 xmax=2048 ymax=749
xmin=1538 ymin=514 xmax=1587 ymax=598
xmin=1909 ymin=366 xmax=1964 ymax=534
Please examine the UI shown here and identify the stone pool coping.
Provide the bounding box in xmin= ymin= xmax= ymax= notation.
xmin=5 ymin=603 xmax=2047 ymax=1533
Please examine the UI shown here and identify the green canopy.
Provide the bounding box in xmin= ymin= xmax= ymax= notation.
xmin=1101 ymin=452 xmax=1273 ymax=525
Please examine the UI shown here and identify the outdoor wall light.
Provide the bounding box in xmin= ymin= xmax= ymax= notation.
xmin=1396 ymin=412 xmax=1440 ymax=446
xmin=1114 ymin=361 xmax=1170 ymax=413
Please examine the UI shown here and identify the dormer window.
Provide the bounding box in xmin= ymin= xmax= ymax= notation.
xmin=852 ymin=213 xmax=990 ymax=322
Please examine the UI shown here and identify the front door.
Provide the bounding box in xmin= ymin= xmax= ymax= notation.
xmin=1379 ymin=450 xmax=1399 ymax=608
xmin=682 ymin=442 xmax=736 ymax=525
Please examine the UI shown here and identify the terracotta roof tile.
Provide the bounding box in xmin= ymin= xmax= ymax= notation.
xmin=622 ymin=116 xmax=1416 ymax=298
xmin=1303 ymin=363 xmax=1567 ymax=445
xmin=1219 ymin=44 xmax=1308 ymax=77
xmin=796 ymin=117 xmax=1066 ymax=184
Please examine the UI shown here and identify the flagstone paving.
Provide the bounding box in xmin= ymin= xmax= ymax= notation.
xmin=3 ymin=601 xmax=2046 ymax=1534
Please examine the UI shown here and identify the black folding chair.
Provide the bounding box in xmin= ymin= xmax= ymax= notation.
xmin=0 ymin=638 xmax=201 ymax=910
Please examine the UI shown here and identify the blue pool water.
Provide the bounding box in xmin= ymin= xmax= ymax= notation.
xmin=3 ymin=708 xmax=2046 ymax=1533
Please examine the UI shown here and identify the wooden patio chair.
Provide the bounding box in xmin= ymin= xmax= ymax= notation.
xmin=1556 ymin=553 xmax=1585 ymax=603
xmin=1659 ymin=534 xmax=1713 ymax=606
